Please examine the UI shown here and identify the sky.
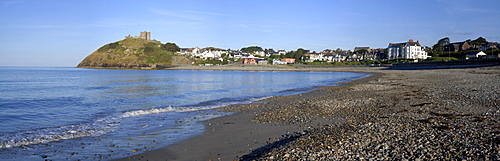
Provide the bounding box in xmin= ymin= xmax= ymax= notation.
xmin=0 ymin=0 xmax=499 ymax=67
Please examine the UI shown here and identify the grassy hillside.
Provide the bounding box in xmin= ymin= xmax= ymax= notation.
xmin=77 ymin=39 xmax=191 ymax=68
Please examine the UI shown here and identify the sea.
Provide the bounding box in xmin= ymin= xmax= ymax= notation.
xmin=0 ymin=66 xmax=369 ymax=160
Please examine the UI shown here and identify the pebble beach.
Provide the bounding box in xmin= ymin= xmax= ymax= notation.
xmin=119 ymin=65 xmax=500 ymax=161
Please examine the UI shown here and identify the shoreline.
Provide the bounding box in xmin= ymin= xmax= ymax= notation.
xmin=77 ymin=64 xmax=389 ymax=73
xmin=115 ymin=66 xmax=381 ymax=161
xmin=116 ymin=65 xmax=500 ymax=160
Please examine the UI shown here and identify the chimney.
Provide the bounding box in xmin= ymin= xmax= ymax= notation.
xmin=409 ymin=39 xmax=414 ymax=42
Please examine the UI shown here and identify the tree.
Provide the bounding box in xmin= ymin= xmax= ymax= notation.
xmin=469 ymin=37 xmax=488 ymax=49
xmin=203 ymin=47 xmax=224 ymax=51
xmin=264 ymin=48 xmax=275 ymax=53
xmin=432 ymin=37 xmax=450 ymax=52
xmin=163 ymin=42 xmax=180 ymax=52
xmin=472 ymin=37 xmax=487 ymax=44
xmin=485 ymin=47 xmax=500 ymax=55
xmin=241 ymin=46 xmax=263 ymax=53
xmin=470 ymin=37 xmax=488 ymax=45
xmin=285 ymin=48 xmax=309 ymax=62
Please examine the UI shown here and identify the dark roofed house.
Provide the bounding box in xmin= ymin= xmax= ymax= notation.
xmin=445 ymin=42 xmax=470 ymax=52
xmin=480 ymin=42 xmax=500 ymax=51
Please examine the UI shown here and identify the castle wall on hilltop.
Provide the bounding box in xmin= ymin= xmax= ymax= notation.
xmin=125 ymin=31 xmax=151 ymax=41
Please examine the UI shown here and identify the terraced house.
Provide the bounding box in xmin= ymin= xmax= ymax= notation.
xmin=387 ymin=39 xmax=428 ymax=60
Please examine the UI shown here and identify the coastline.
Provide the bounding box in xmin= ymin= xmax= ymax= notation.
xmin=77 ymin=64 xmax=386 ymax=73
xmin=116 ymin=65 xmax=500 ymax=160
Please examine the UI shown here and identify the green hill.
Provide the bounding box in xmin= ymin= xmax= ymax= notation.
xmin=77 ymin=38 xmax=191 ymax=69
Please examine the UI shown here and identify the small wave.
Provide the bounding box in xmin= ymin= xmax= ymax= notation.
xmin=121 ymin=96 xmax=271 ymax=118
xmin=0 ymin=96 xmax=272 ymax=149
xmin=0 ymin=116 xmax=119 ymax=148
xmin=120 ymin=106 xmax=222 ymax=118
xmin=121 ymin=106 xmax=178 ymax=118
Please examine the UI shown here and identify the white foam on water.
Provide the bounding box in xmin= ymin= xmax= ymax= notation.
xmin=120 ymin=96 xmax=270 ymax=118
xmin=0 ymin=96 xmax=271 ymax=149
xmin=0 ymin=116 xmax=120 ymax=148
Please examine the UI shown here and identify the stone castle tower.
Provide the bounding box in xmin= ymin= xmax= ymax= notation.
xmin=125 ymin=31 xmax=151 ymax=41
xmin=140 ymin=31 xmax=151 ymax=41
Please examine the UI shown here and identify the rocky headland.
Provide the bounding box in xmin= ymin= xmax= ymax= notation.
xmin=77 ymin=38 xmax=191 ymax=69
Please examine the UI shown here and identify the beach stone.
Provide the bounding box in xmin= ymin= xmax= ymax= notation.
xmin=229 ymin=66 xmax=500 ymax=160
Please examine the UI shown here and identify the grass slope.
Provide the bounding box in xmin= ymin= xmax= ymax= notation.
xmin=77 ymin=39 xmax=189 ymax=68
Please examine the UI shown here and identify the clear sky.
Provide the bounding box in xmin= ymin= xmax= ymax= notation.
xmin=1 ymin=0 xmax=499 ymax=67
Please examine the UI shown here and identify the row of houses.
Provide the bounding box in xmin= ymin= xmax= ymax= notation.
xmin=177 ymin=39 xmax=498 ymax=65
xmin=178 ymin=47 xmax=288 ymax=60
xmin=177 ymin=47 xmax=291 ymax=64
xmin=178 ymin=47 xmax=228 ymax=60
xmin=444 ymin=41 xmax=500 ymax=52
xmin=304 ymin=39 xmax=430 ymax=62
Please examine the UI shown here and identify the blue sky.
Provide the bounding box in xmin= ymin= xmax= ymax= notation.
xmin=1 ymin=0 xmax=499 ymax=67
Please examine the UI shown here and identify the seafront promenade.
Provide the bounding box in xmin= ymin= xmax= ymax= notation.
xmin=118 ymin=65 xmax=500 ymax=160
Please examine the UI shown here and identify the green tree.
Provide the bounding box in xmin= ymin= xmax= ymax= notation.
xmin=203 ymin=47 xmax=224 ymax=51
xmin=241 ymin=46 xmax=263 ymax=53
xmin=163 ymin=42 xmax=180 ymax=52
xmin=469 ymin=37 xmax=488 ymax=49
xmin=269 ymin=54 xmax=283 ymax=59
xmin=264 ymin=48 xmax=275 ymax=53
xmin=485 ymin=47 xmax=500 ymax=55
xmin=432 ymin=37 xmax=450 ymax=52
xmin=472 ymin=37 xmax=487 ymax=44
xmin=285 ymin=48 xmax=309 ymax=62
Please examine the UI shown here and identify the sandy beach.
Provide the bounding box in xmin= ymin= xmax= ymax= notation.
xmin=116 ymin=64 xmax=499 ymax=160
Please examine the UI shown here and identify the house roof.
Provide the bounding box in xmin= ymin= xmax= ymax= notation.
xmin=388 ymin=43 xmax=406 ymax=47
xmin=354 ymin=47 xmax=370 ymax=51
xmin=389 ymin=40 xmax=421 ymax=47
xmin=407 ymin=42 xmax=421 ymax=46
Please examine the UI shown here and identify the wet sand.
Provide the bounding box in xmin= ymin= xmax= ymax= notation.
xmin=116 ymin=64 xmax=500 ymax=160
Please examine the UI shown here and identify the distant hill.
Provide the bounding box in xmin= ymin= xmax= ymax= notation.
xmin=77 ymin=38 xmax=191 ymax=69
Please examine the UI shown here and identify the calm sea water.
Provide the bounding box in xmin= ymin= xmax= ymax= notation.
xmin=0 ymin=67 xmax=368 ymax=160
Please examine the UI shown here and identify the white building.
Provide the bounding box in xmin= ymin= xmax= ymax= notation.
xmin=278 ymin=50 xmax=287 ymax=55
xmin=307 ymin=53 xmax=326 ymax=61
xmin=387 ymin=40 xmax=428 ymax=60
xmin=195 ymin=50 xmax=227 ymax=59
xmin=273 ymin=59 xmax=287 ymax=65
xmin=332 ymin=53 xmax=347 ymax=62
xmin=253 ymin=50 xmax=265 ymax=57
xmin=305 ymin=52 xmax=347 ymax=62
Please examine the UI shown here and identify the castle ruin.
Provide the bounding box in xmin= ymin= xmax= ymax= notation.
xmin=125 ymin=31 xmax=151 ymax=41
